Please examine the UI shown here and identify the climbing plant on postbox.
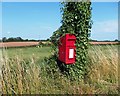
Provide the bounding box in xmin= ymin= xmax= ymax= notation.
xmin=50 ymin=1 xmax=92 ymax=81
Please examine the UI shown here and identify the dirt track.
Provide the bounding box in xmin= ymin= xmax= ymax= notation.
xmin=0 ymin=41 xmax=119 ymax=48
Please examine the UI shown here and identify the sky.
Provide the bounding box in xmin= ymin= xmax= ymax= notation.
xmin=1 ymin=2 xmax=118 ymax=40
xmin=91 ymin=2 xmax=118 ymax=41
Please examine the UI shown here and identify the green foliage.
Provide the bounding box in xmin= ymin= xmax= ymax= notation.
xmin=2 ymin=37 xmax=24 ymax=42
xmin=51 ymin=1 xmax=92 ymax=81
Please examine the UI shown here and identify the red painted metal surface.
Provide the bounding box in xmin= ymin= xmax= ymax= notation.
xmin=58 ymin=34 xmax=76 ymax=64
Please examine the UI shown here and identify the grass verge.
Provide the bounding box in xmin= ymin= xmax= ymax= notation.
xmin=1 ymin=45 xmax=119 ymax=94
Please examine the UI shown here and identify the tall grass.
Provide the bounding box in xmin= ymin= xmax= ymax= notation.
xmin=0 ymin=49 xmax=2 ymax=95
xmin=87 ymin=45 xmax=118 ymax=94
xmin=1 ymin=45 xmax=119 ymax=94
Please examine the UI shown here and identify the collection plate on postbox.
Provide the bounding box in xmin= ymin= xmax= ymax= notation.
xmin=58 ymin=33 xmax=76 ymax=64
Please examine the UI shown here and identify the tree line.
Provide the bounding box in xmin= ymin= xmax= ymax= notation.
xmin=0 ymin=37 xmax=50 ymax=42
xmin=0 ymin=37 xmax=119 ymax=42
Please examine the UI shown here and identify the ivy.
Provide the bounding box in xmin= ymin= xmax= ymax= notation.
xmin=50 ymin=1 xmax=92 ymax=81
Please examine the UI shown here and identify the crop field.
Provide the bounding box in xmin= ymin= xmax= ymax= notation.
xmin=0 ymin=44 xmax=119 ymax=94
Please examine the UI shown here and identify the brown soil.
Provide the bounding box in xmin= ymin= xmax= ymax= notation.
xmin=0 ymin=41 xmax=119 ymax=48
xmin=0 ymin=42 xmax=39 ymax=48
xmin=90 ymin=42 xmax=119 ymax=45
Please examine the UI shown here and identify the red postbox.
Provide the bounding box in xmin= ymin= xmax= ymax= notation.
xmin=58 ymin=33 xmax=76 ymax=64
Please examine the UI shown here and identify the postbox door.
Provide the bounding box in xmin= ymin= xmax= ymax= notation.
xmin=58 ymin=34 xmax=76 ymax=64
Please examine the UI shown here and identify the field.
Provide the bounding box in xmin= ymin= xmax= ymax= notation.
xmin=0 ymin=41 xmax=119 ymax=48
xmin=0 ymin=44 xmax=119 ymax=94
xmin=0 ymin=42 xmax=39 ymax=47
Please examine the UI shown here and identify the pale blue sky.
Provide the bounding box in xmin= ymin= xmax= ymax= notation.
xmin=91 ymin=2 xmax=118 ymax=40
xmin=1 ymin=2 xmax=118 ymax=40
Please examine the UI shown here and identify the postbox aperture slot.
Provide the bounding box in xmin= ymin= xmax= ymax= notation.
xmin=67 ymin=38 xmax=76 ymax=40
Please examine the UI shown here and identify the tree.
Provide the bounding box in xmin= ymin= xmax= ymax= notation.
xmin=51 ymin=0 xmax=92 ymax=80
xmin=2 ymin=37 xmax=7 ymax=42
xmin=16 ymin=37 xmax=23 ymax=41
xmin=114 ymin=39 xmax=118 ymax=42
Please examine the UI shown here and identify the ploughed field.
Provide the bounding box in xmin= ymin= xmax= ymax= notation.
xmin=0 ymin=41 xmax=119 ymax=47
xmin=0 ymin=42 xmax=39 ymax=47
xmin=1 ymin=44 xmax=119 ymax=94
